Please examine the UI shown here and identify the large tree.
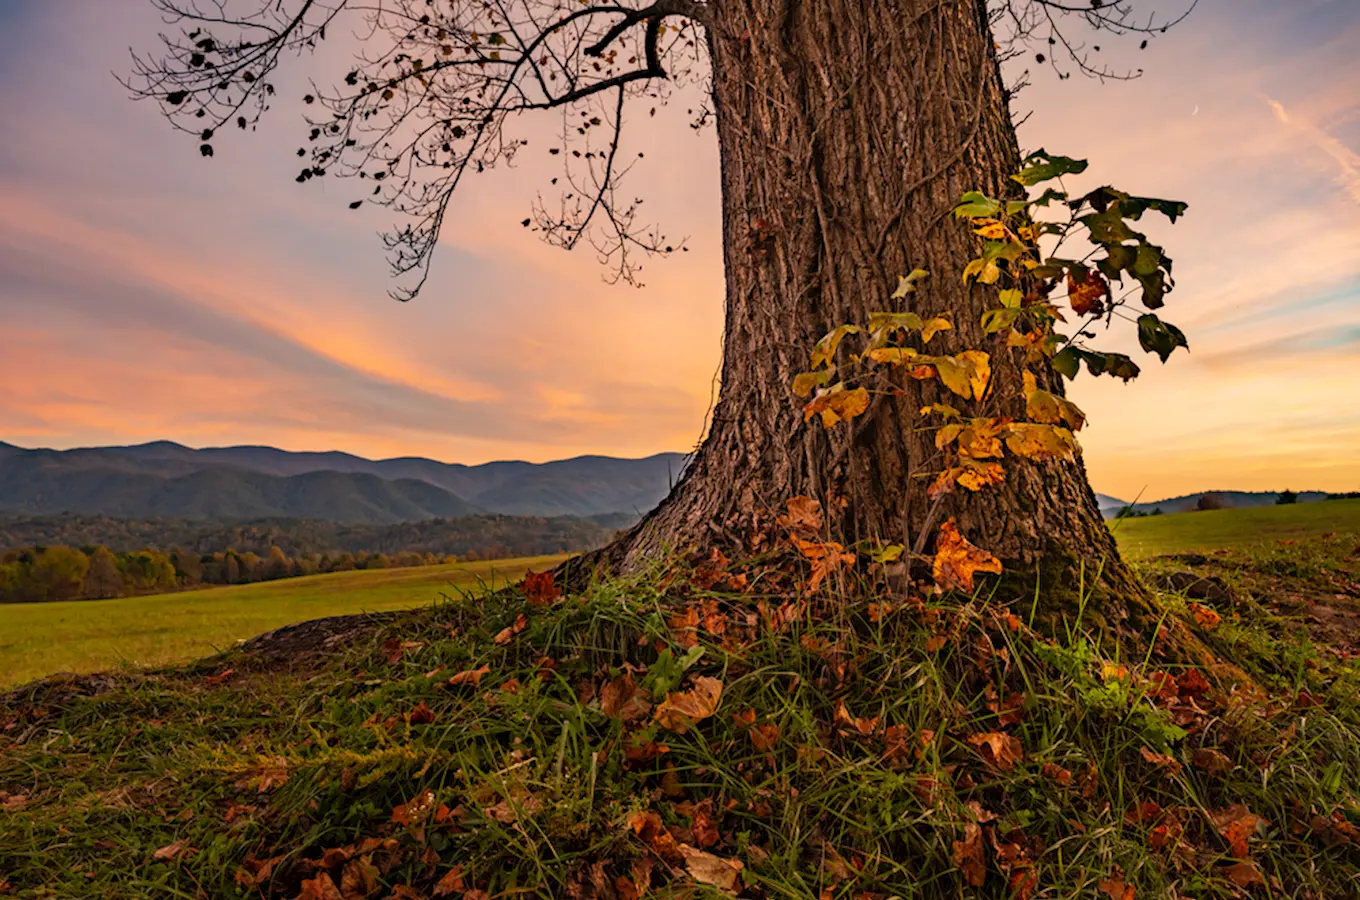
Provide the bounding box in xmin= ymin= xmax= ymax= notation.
xmin=129 ymin=0 xmax=1193 ymax=618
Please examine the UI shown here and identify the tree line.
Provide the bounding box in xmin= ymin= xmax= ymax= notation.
xmin=0 ymin=543 xmax=464 ymax=604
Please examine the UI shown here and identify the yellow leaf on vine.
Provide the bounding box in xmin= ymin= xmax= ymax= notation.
xmin=1005 ymin=423 xmax=1079 ymax=462
xmin=957 ymin=417 xmax=1008 ymax=459
xmin=921 ymin=316 xmax=953 ymax=344
xmin=973 ymin=219 xmax=1008 ymax=240
xmin=959 ymin=350 xmax=991 ymax=400
xmin=957 ymin=462 xmax=1005 ymax=492
xmin=803 ymin=387 xmax=870 ymax=428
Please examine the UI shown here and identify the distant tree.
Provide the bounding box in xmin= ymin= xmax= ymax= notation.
xmin=265 ymin=546 xmax=292 ymax=580
xmin=1196 ymin=493 xmax=1230 ymax=512
xmin=1151 ymin=508 xmax=1164 ymax=516
xmin=223 ymin=552 xmax=242 ymax=584
xmin=32 ymin=546 xmax=91 ymax=603
xmin=82 ymin=546 xmax=125 ymax=599
xmin=171 ymin=549 xmax=205 ymax=583
xmin=1276 ymin=490 xmax=1298 ymax=505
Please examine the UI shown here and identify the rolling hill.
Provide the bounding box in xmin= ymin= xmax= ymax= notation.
xmin=0 ymin=441 xmax=687 ymax=523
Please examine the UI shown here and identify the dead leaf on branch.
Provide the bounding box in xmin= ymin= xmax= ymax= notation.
xmin=654 ymin=676 xmax=723 ymax=734
xmin=1068 ymin=269 xmax=1109 ymax=316
xmin=933 ymin=519 xmax=1003 ymax=593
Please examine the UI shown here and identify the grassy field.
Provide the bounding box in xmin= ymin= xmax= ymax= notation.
xmin=0 ymin=556 xmax=565 ymax=689
xmin=1110 ymin=497 xmax=1360 ymax=559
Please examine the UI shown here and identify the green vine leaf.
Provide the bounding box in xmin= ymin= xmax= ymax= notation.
xmin=1137 ymin=314 xmax=1189 ymax=362
xmin=1012 ymin=150 xmax=1089 ymax=187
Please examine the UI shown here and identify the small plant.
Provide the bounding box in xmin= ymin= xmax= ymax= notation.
xmin=794 ymin=151 xmax=1189 ymax=586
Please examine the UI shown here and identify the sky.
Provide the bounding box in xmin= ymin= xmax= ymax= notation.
xmin=1 ymin=0 xmax=1357 ymax=502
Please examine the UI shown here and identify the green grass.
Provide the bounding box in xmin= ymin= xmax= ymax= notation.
xmin=1111 ymin=498 xmax=1360 ymax=560
xmin=3 ymin=547 xmax=1358 ymax=899
xmin=0 ymin=557 xmax=566 ymax=689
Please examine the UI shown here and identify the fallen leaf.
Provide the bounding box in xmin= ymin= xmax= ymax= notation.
xmin=834 ymin=699 xmax=879 ymax=736
xmin=152 ymin=841 xmax=190 ymax=862
xmin=933 ymin=519 xmax=1003 ymax=593
xmin=339 ymin=858 xmax=378 ymax=899
xmin=779 ymin=496 xmax=823 ymax=535
xmin=1191 ymin=747 xmax=1232 ymax=776
xmin=432 ymin=865 xmax=465 ymax=897
xmin=1097 ymin=873 xmax=1134 ymax=900
xmin=1138 ymin=746 xmax=1183 ymax=776
xmin=925 ymin=634 xmax=948 ymax=653
xmin=407 ymin=702 xmax=436 ymax=726
xmin=523 ymin=571 xmax=562 ymax=606
xmin=204 ymin=668 xmax=234 ymax=685
xmin=952 ymin=822 xmax=986 ymax=887
xmin=297 ymin=874 xmax=345 ymax=900
xmin=968 ymin=731 xmax=1024 ymax=771
xmin=1212 ymin=804 xmax=1264 ymax=858
xmin=680 ymin=844 xmax=743 ymax=892
xmin=601 ymin=674 xmax=651 ymax=723
xmin=494 ymin=613 xmax=529 ymax=645
xmin=628 ymin=810 xmax=683 ymax=864
xmin=1189 ymin=603 xmax=1221 ymax=630
xmin=654 ymin=676 xmax=723 ymax=734
xmin=1040 ymin=762 xmax=1072 ymax=785
xmin=1222 ymin=860 xmax=1265 ymax=889
xmin=795 ymin=538 xmax=856 ymax=591
xmin=448 ymin=664 xmax=491 ymax=688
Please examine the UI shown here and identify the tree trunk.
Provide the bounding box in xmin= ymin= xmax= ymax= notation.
xmin=586 ymin=0 xmax=1146 ymax=624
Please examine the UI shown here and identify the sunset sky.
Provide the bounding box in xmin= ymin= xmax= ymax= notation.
xmin=2 ymin=0 xmax=1357 ymax=502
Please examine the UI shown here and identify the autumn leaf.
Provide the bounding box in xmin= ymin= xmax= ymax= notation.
xmin=1222 ymin=860 xmax=1265 ymax=889
xmin=924 ymin=634 xmax=948 ymax=653
xmin=795 ymin=538 xmax=856 ymax=591
xmin=834 ymin=699 xmax=879 ymax=736
xmin=601 ymin=673 xmax=652 ymax=723
xmin=152 ymin=841 xmax=191 ymax=862
xmin=407 ymin=702 xmax=437 ymax=725
xmin=1189 ymin=603 xmax=1221 ymax=630
xmin=1041 ymin=762 xmax=1073 ymax=785
xmin=432 ymin=865 xmax=466 ymax=897
xmin=494 ymin=612 xmax=529 ymax=645
xmin=933 ymin=519 xmax=1003 ymax=592
xmin=1097 ymin=872 xmax=1135 ymax=900
xmin=959 ymin=350 xmax=991 ymax=400
xmin=921 ymin=315 xmax=953 ymax=344
xmin=654 ymin=676 xmax=724 ymax=734
xmin=803 ymin=386 xmax=870 ymax=427
xmin=1191 ymin=747 xmax=1233 ymax=776
xmin=523 ymin=571 xmax=562 ymax=605
xmin=810 ymin=324 xmax=862 ymax=369
xmin=957 ymin=417 xmax=1008 ymax=459
xmin=627 ymin=810 xmax=683 ymax=864
xmin=1138 ymin=746 xmax=1183 ymax=776
xmin=1212 ymin=804 xmax=1264 ymax=858
xmin=968 ymin=731 xmax=1024 ymax=771
xmin=952 ymin=822 xmax=986 ymax=887
xmin=1067 ymin=269 xmax=1108 ymax=316
xmin=779 ymin=495 xmax=824 ymax=535
xmin=296 ymin=874 xmax=345 ymax=900
xmin=680 ymin=845 xmax=744 ymax=893
xmin=1005 ymin=423 xmax=1079 ymax=462
xmin=339 ymin=858 xmax=379 ymax=899
xmin=447 ymin=664 xmax=490 ymax=688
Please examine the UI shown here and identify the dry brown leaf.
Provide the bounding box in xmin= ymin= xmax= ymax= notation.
xmin=431 ymin=865 xmax=465 ymax=897
xmin=522 ymin=570 xmax=562 ymax=606
xmin=933 ymin=519 xmax=1002 ymax=593
xmin=1222 ymin=860 xmax=1265 ymax=889
xmin=1138 ymin=746 xmax=1183 ymax=776
xmin=1068 ymin=270 xmax=1108 ymax=316
xmin=679 ymin=844 xmax=744 ymax=893
xmin=494 ymin=613 xmax=529 ymax=645
xmin=152 ymin=841 xmax=189 ymax=862
xmin=1212 ymin=804 xmax=1264 ymax=858
xmin=1191 ymin=747 xmax=1233 ymax=776
xmin=794 ymin=538 xmax=856 ymax=591
xmin=1097 ymin=873 xmax=1135 ymax=900
xmin=968 ymin=731 xmax=1024 ymax=771
xmin=296 ymin=874 xmax=344 ymax=900
xmin=339 ymin=858 xmax=379 ymax=900
xmin=447 ymin=664 xmax=490 ymax=688
xmin=833 ymin=699 xmax=879 ymax=736
xmin=1189 ymin=603 xmax=1221 ymax=630
xmin=654 ymin=676 xmax=723 ymax=734
xmin=952 ymin=822 xmax=986 ymax=887
xmin=601 ymin=673 xmax=651 ymax=723
xmin=779 ymin=496 xmax=823 ymax=535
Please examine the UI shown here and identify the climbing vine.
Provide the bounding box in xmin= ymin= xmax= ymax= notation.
xmin=792 ymin=151 xmax=1189 ymax=590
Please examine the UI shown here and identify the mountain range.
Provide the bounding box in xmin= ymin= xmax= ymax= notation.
xmin=0 ymin=441 xmax=688 ymax=525
xmin=1094 ymin=490 xmax=1327 ymax=518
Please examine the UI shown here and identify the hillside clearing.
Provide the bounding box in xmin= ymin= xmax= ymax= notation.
xmin=0 ymin=556 xmax=566 ymax=688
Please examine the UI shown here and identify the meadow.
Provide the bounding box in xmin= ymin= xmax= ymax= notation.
xmin=0 ymin=555 xmax=566 ymax=688
xmin=4 ymin=500 xmax=1357 ymax=690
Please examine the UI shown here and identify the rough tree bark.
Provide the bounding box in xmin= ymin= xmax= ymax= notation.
xmin=587 ymin=0 xmax=1144 ymax=620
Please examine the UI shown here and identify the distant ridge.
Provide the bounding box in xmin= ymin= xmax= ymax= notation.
xmin=0 ymin=442 xmax=688 ymax=524
xmin=1099 ymin=489 xmax=1328 ymax=518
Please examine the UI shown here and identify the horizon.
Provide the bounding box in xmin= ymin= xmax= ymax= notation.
xmin=2 ymin=0 xmax=1358 ymax=499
